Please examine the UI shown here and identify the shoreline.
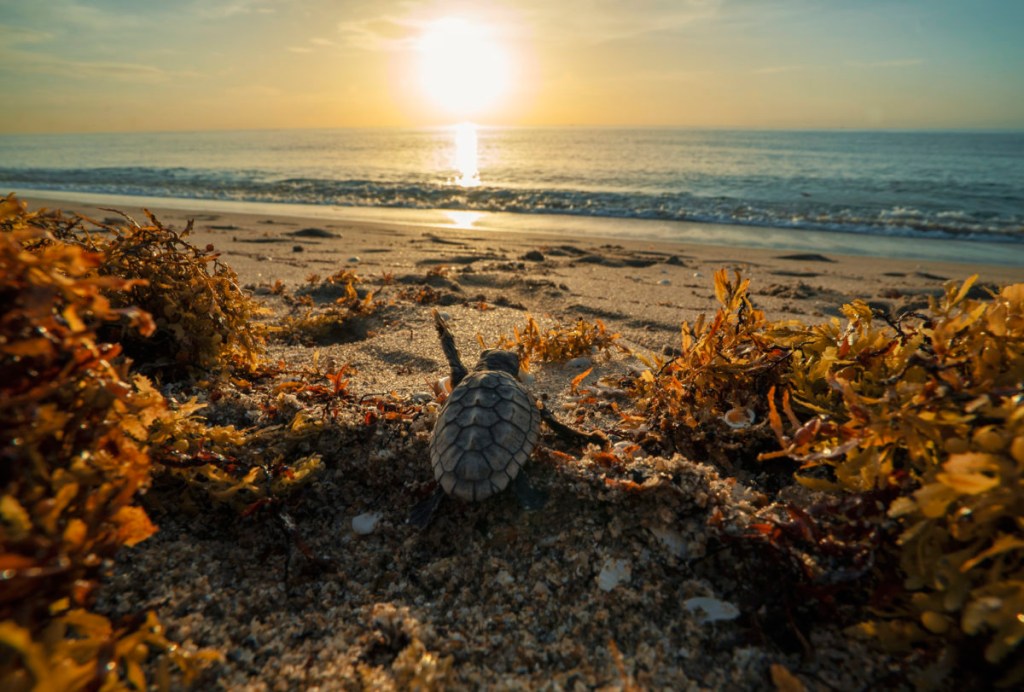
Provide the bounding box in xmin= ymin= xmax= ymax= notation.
xmin=15 ymin=188 xmax=1024 ymax=267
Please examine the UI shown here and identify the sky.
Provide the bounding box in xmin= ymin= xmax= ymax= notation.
xmin=0 ymin=0 xmax=1021 ymax=133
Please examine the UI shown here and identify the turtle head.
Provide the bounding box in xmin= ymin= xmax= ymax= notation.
xmin=474 ymin=349 xmax=521 ymax=377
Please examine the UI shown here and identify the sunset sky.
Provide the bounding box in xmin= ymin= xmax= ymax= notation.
xmin=0 ymin=0 xmax=1021 ymax=133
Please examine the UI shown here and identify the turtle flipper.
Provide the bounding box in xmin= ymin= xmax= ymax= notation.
xmin=512 ymin=471 xmax=547 ymax=511
xmin=408 ymin=487 xmax=445 ymax=529
xmin=432 ymin=309 xmax=468 ymax=388
xmin=539 ymin=403 xmax=609 ymax=449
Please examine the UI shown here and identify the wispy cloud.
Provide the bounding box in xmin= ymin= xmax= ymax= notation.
xmin=334 ymin=0 xmax=723 ymax=52
xmin=524 ymin=0 xmax=723 ymax=44
xmin=224 ymin=84 xmax=283 ymax=98
xmin=752 ymin=65 xmax=807 ymax=75
xmin=847 ymin=58 xmax=925 ymax=69
xmin=285 ymin=35 xmax=342 ymax=55
xmin=57 ymin=60 xmax=182 ymax=82
xmin=1 ymin=0 xmax=144 ymax=32
xmin=0 ymin=46 xmax=196 ymax=84
xmin=596 ymin=67 xmax=711 ymax=85
xmin=336 ymin=16 xmax=418 ymax=52
xmin=188 ymin=0 xmax=280 ymax=19
xmin=49 ymin=0 xmax=142 ymax=31
xmin=755 ymin=59 xmax=923 ymax=75
xmin=0 ymin=23 xmax=53 ymax=46
xmin=196 ymin=0 xmax=278 ymax=20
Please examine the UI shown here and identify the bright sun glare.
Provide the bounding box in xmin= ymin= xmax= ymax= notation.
xmin=416 ymin=18 xmax=511 ymax=117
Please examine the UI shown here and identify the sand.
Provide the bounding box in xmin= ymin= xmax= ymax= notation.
xmin=21 ymin=195 xmax=1023 ymax=690
xmin=26 ymin=194 xmax=1022 ymax=346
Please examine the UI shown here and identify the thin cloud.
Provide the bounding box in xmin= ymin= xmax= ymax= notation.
xmin=752 ymin=65 xmax=807 ymax=75
xmin=285 ymin=35 xmax=341 ymax=55
xmin=336 ymin=16 xmax=418 ymax=52
xmin=61 ymin=60 xmax=179 ymax=82
xmin=0 ymin=23 xmax=53 ymax=46
xmin=608 ymin=68 xmax=711 ymax=84
xmin=526 ymin=1 xmax=722 ymax=44
xmin=42 ymin=0 xmax=141 ymax=31
xmin=847 ymin=58 xmax=925 ymax=69
xmin=0 ymin=0 xmax=143 ymax=34
xmin=0 ymin=47 xmax=196 ymax=84
xmin=225 ymin=84 xmax=283 ymax=98
xmin=196 ymin=0 xmax=278 ymax=20
xmin=334 ymin=0 xmax=723 ymax=52
xmin=756 ymin=59 xmax=923 ymax=75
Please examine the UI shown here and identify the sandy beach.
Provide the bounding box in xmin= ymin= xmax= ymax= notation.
xmin=18 ymin=195 xmax=1024 ymax=689
xmin=25 ymin=193 xmax=1022 ymax=343
xmin=5 ymin=2 xmax=1023 ymax=688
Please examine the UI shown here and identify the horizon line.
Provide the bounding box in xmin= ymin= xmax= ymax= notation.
xmin=3 ymin=124 xmax=1024 ymax=137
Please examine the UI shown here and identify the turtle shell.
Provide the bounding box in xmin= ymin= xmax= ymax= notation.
xmin=429 ymin=370 xmax=542 ymax=502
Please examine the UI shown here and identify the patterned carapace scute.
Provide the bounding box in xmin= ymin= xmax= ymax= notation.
xmin=429 ymin=370 xmax=542 ymax=502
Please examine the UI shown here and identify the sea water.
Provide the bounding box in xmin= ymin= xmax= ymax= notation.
xmin=1 ymin=127 xmax=1022 ymax=256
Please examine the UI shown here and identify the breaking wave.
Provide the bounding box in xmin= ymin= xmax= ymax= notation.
xmin=3 ymin=166 xmax=1022 ymax=244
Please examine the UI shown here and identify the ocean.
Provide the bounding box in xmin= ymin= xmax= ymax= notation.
xmin=2 ymin=126 xmax=1023 ymax=261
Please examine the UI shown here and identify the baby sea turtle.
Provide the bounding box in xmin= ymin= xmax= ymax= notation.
xmin=409 ymin=310 xmax=607 ymax=528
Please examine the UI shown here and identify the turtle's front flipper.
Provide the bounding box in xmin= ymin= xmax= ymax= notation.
xmin=539 ymin=403 xmax=609 ymax=449
xmin=432 ymin=309 xmax=468 ymax=388
xmin=512 ymin=471 xmax=547 ymax=511
xmin=408 ymin=487 xmax=445 ymax=529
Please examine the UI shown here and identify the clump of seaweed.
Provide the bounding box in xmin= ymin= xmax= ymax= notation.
xmin=397 ymin=285 xmax=445 ymax=305
xmin=45 ymin=206 xmax=267 ymax=379
xmin=482 ymin=314 xmax=621 ymax=365
xmin=627 ymin=269 xmax=789 ymax=461
xmin=762 ymin=277 xmax=1024 ymax=682
xmin=0 ymin=611 xmax=220 ymax=691
xmin=148 ymin=392 xmax=325 ymax=513
xmin=627 ymin=268 xmax=1024 ymax=682
xmin=281 ymin=270 xmax=379 ymax=344
xmin=0 ymin=195 xmax=218 ymax=688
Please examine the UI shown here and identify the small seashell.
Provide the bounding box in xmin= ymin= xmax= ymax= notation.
xmin=352 ymin=512 xmax=382 ymax=535
xmin=650 ymin=526 xmax=688 ymax=559
xmin=347 ymin=256 xmax=360 ymax=262
xmin=683 ymin=596 xmax=740 ymax=624
xmin=436 ymin=376 xmax=452 ymax=393
xmin=722 ymin=406 xmax=755 ymax=429
xmin=657 ymin=279 xmax=671 ymax=286
xmin=597 ymin=558 xmax=632 ymax=592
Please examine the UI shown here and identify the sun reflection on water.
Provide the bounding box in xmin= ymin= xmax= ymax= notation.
xmin=443 ymin=210 xmax=484 ymax=228
xmin=452 ymin=122 xmax=480 ymax=187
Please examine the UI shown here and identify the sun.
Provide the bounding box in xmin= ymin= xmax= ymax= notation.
xmin=416 ymin=18 xmax=511 ymax=118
